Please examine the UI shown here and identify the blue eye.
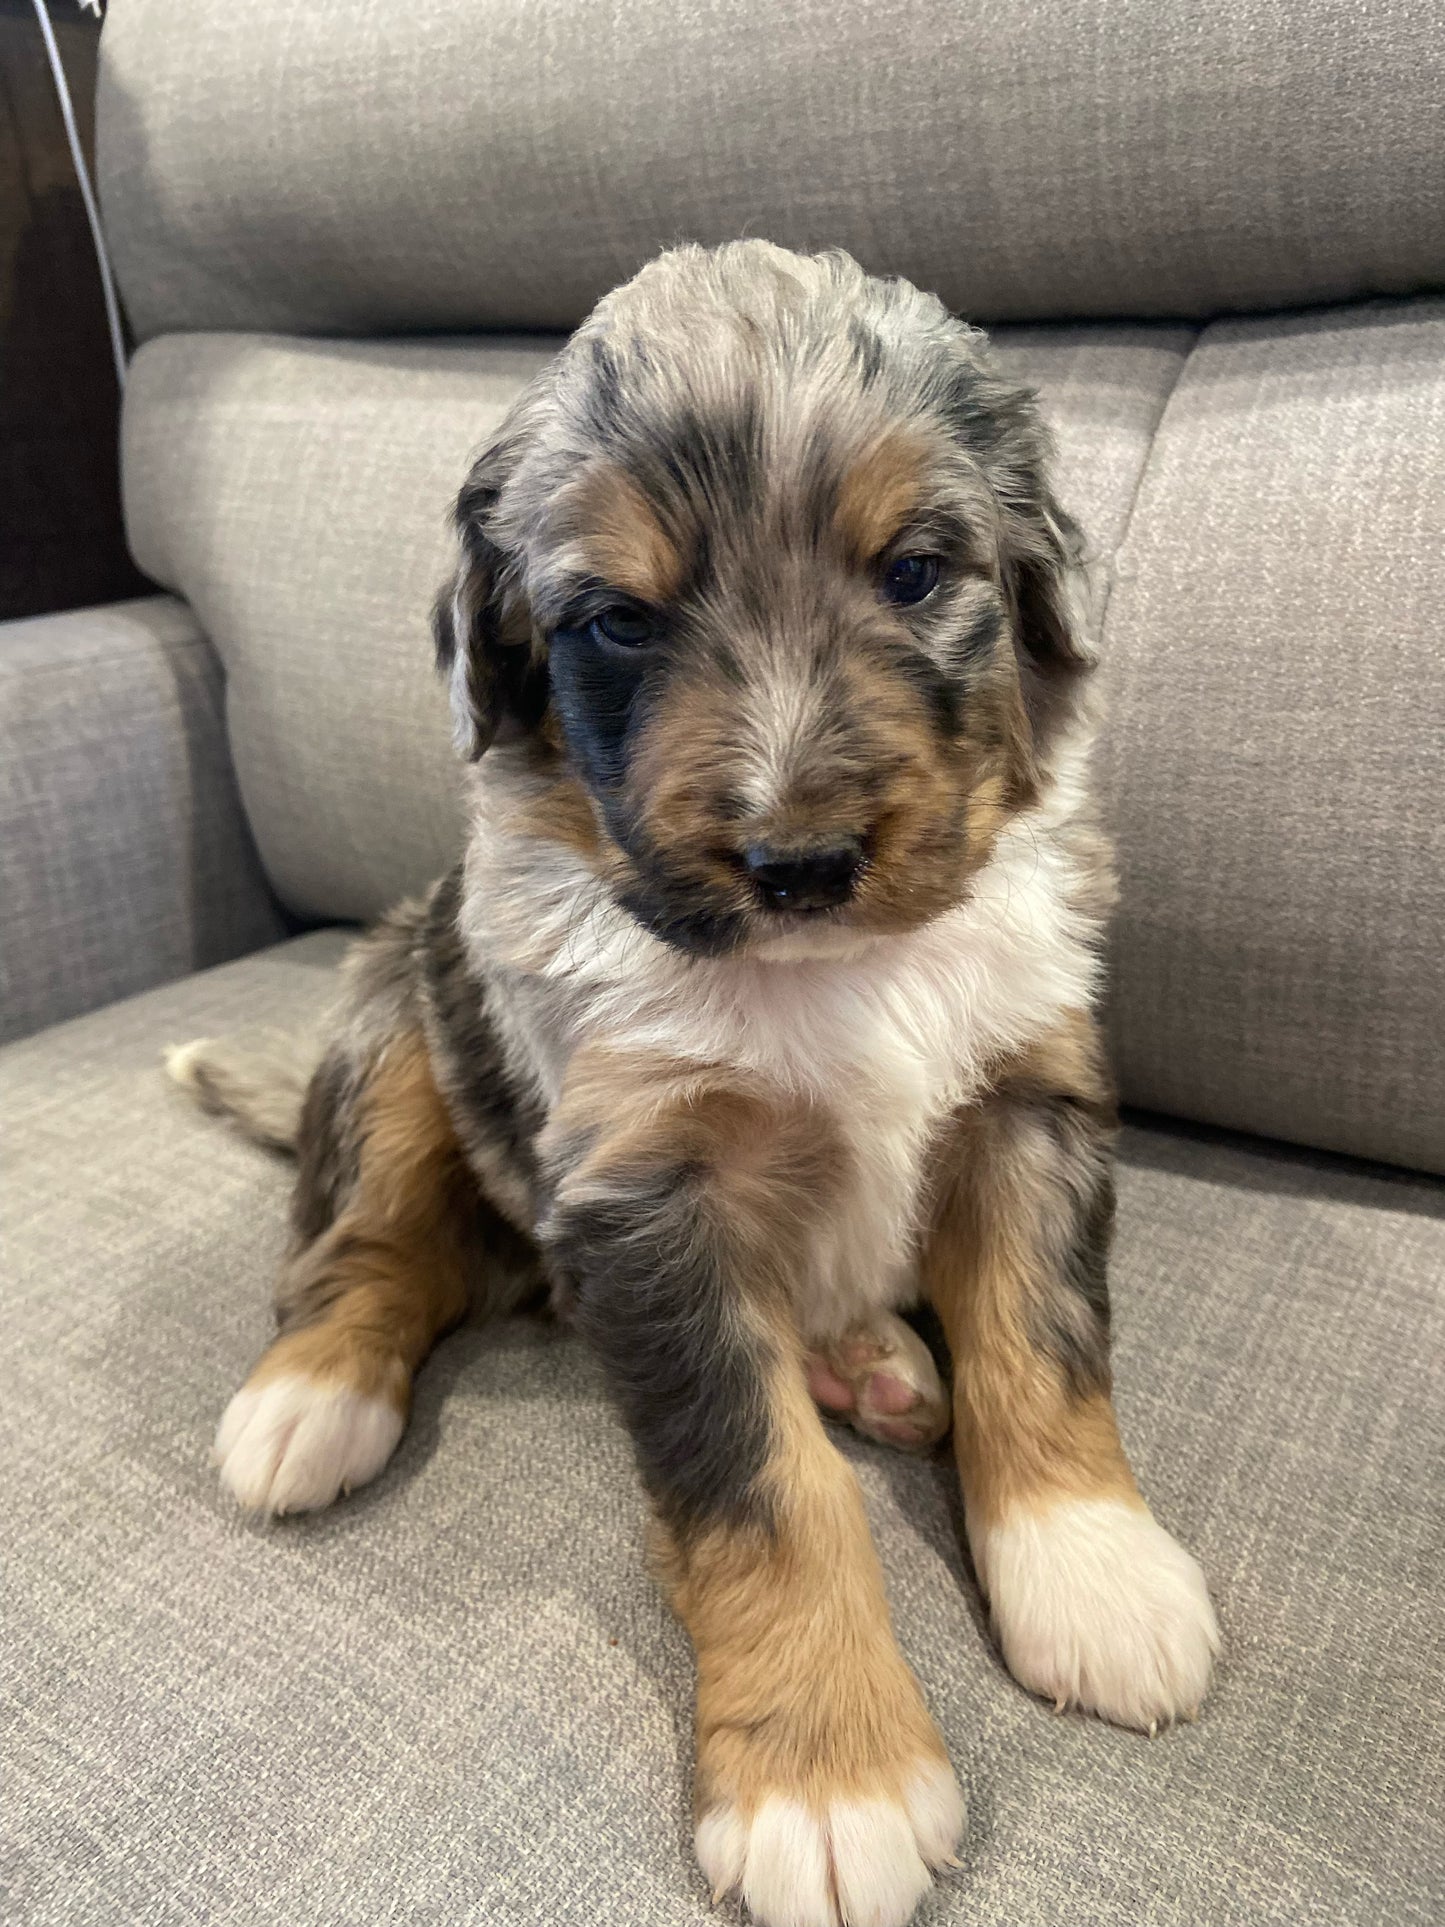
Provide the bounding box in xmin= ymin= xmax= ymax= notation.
xmin=589 ymin=604 xmax=658 ymax=649
xmin=881 ymin=554 xmax=940 ymax=606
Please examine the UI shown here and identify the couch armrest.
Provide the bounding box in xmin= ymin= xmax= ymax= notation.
xmin=0 ymin=596 xmax=288 ymax=1044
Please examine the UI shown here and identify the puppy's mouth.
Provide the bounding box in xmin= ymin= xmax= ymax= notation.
xmin=618 ymin=836 xmax=884 ymax=962
xmin=616 ymin=800 xmax=989 ymax=961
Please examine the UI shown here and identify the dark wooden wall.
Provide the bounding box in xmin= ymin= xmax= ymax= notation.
xmin=0 ymin=0 xmax=149 ymax=620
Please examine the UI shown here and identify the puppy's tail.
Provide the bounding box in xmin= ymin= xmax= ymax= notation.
xmin=164 ymin=1033 xmax=322 ymax=1153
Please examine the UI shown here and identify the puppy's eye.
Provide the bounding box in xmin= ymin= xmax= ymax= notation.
xmin=590 ymin=604 xmax=658 ymax=649
xmin=881 ymin=554 xmax=940 ymax=607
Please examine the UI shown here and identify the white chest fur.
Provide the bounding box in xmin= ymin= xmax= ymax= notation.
xmin=468 ymin=786 xmax=1102 ymax=1342
xmin=663 ymin=822 xmax=1096 ymax=1337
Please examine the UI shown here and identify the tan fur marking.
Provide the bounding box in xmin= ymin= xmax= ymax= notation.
xmin=549 ymin=1047 xmax=850 ymax=1245
xmin=502 ymin=764 xmax=607 ymax=865
xmin=924 ymin=1023 xmax=1136 ymax=1529
xmin=831 ymin=645 xmax=1028 ymax=935
xmin=253 ymin=1034 xmax=475 ymax=1414
xmin=1001 ymin=1006 xmax=1115 ymax=1113
xmin=570 ymin=463 xmax=685 ymax=604
xmin=624 ymin=671 xmax=761 ymax=888
xmin=834 ymin=431 xmax=928 ymax=562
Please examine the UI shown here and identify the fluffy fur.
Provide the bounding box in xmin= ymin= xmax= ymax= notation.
xmin=170 ymin=242 xmax=1217 ymax=1927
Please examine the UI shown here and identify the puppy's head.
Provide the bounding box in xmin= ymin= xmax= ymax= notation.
xmin=434 ymin=242 xmax=1090 ymax=958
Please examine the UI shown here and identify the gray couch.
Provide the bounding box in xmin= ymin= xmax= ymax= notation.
xmin=4 ymin=4 xmax=1442 ymax=1922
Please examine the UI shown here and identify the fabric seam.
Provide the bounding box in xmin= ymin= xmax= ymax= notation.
xmin=1096 ymin=328 xmax=1200 ymax=637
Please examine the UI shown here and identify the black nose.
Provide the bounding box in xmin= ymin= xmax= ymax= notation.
xmin=744 ymin=839 xmax=863 ymax=912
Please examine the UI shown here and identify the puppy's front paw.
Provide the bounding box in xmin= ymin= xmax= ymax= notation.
xmin=972 ymin=1496 xmax=1219 ymax=1732
xmin=696 ymin=1757 xmax=962 ymax=1927
xmin=694 ymin=1638 xmax=963 ymax=1927
xmin=214 ymin=1347 xmax=406 ymax=1515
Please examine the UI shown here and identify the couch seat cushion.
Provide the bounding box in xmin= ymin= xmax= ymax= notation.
xmin=3 ymin=938 xmax=1440 ymax=1925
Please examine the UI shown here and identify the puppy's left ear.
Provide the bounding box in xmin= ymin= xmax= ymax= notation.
xmin=986 ymin=386 xmax=1095 ymax=754
xmin=1002 ymin=486 xmax=1095 ymax=742
xmin=432 ymin=442 xmax=548 ymax=761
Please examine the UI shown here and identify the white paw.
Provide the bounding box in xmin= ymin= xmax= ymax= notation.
xmin=696 ymin=1760 xmax=963 ymax=1927
xmin=214 ymin=1372 xmax=404 ymax=1515
xmin=972 ymin=1495 xmax=1219 ymax=1731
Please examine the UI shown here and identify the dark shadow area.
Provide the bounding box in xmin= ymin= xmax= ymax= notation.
xmin=1119 ymin=1104 xmax=1445 ymax=1219
xmin=0 ymin=3 xmax=150 ymax=619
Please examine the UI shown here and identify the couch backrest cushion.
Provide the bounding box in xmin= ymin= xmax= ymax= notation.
xmin=122 ymin=337 xmax=556 ymax=921
xmin=120 ymin=326 xmax=1190 ymax=923
xmin=1100 ymin=301 xmax=1445 ymax=1175
xmin=98 ymin=0 xmax=1445 ymax=343
xmin=123 ymin=309 xmax=1445 ymax=1173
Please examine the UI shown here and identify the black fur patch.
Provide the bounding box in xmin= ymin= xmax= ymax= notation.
xmin=934 ymin=362 xmax=1013 ymax=458
xmin=614 ymin=871 xmax=751 ymax=958
xmin=545 ymin=1165 xmax=776 ymax=1535
xmin=890 ymin=639 xmax=964 ymax=737
xmin=644 ymin=399 xmax=763 ymax=529
xmin=547 ymin=625 xmax=654 ymax=796
xmin=953 ymin=600 xmax=1004 ymax=668
xmin=289 ymin=1048 xmax=362 ymax=1246
xmin=438 ymin=468 xmax=551 ymax=756
xmin=848 ymin=318 xmax=885 ymax=387
xmin=424 ymin=869 xmax=545 ymax=1181
xmin=1029 ymin=1098 xmax=1115 ymax=1396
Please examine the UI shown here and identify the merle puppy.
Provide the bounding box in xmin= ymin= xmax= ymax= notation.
xmin=172 ymin=241 xmax=1218 ymax=1927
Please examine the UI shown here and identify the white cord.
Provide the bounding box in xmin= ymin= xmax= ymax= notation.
xmin=31 ymin=0 xmax=127 ymax=389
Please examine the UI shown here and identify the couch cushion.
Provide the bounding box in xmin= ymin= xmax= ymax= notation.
xmin=122 ymin=337 xmax=558 ymax=921
xmin=121 ymin=324 xmax=1192 ymax=924
xmin=1101 ymin=301 xmax=1445 ymax=1175
xmin=98 ymin=0 xmax=1445 ymax=341
xmin=3 ymin=941 xmax=1441 ymax=1925
xmin=0 ymin=596 xmax=285 ymax=1045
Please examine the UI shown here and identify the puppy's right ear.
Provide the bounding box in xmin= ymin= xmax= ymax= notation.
xmin=432 ymin=448 xmax=547 ymax=761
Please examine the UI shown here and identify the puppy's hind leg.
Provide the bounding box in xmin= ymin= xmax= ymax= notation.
xmin=215 ymin=1031 xmax=483 ymax=1515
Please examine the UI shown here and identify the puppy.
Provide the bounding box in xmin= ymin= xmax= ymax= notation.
xmin=171 ymin=242 xmax=1219 ymax=1927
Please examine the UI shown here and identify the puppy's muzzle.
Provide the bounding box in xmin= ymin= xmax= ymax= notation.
xmin=743 ymin=836 xmax=864 ymax=913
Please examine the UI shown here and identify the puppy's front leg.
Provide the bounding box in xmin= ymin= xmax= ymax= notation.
xmin=923 ymin=1015 xmax=1219 ymax=1731
xmin=214 ymin=1032 xmax=478 ymax=1514
xmin=542 ymin=1053 xmax=964 ymax=1927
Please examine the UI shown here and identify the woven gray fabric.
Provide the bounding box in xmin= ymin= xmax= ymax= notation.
xmin=121 ymin=336 xmax=559 ymax=921
xmin=121 ymin=325 xmax=1190 ymax=924
xmin=3 ymin=940 xmax=1442 ymax=1925
xmin=1100 ymin=302 xmax=1445 ymax=1175
xmin=97 ymin=0 xmax=1445 ymax=342
xmin=0 ymin=597 xmax=284 ymax=1045
xmin=989 ymin=325 xmax=1195 ymax=586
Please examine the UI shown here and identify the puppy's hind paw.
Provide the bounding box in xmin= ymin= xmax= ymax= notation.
xmin=807 ymin=1312 xmax=950 ymax=1453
